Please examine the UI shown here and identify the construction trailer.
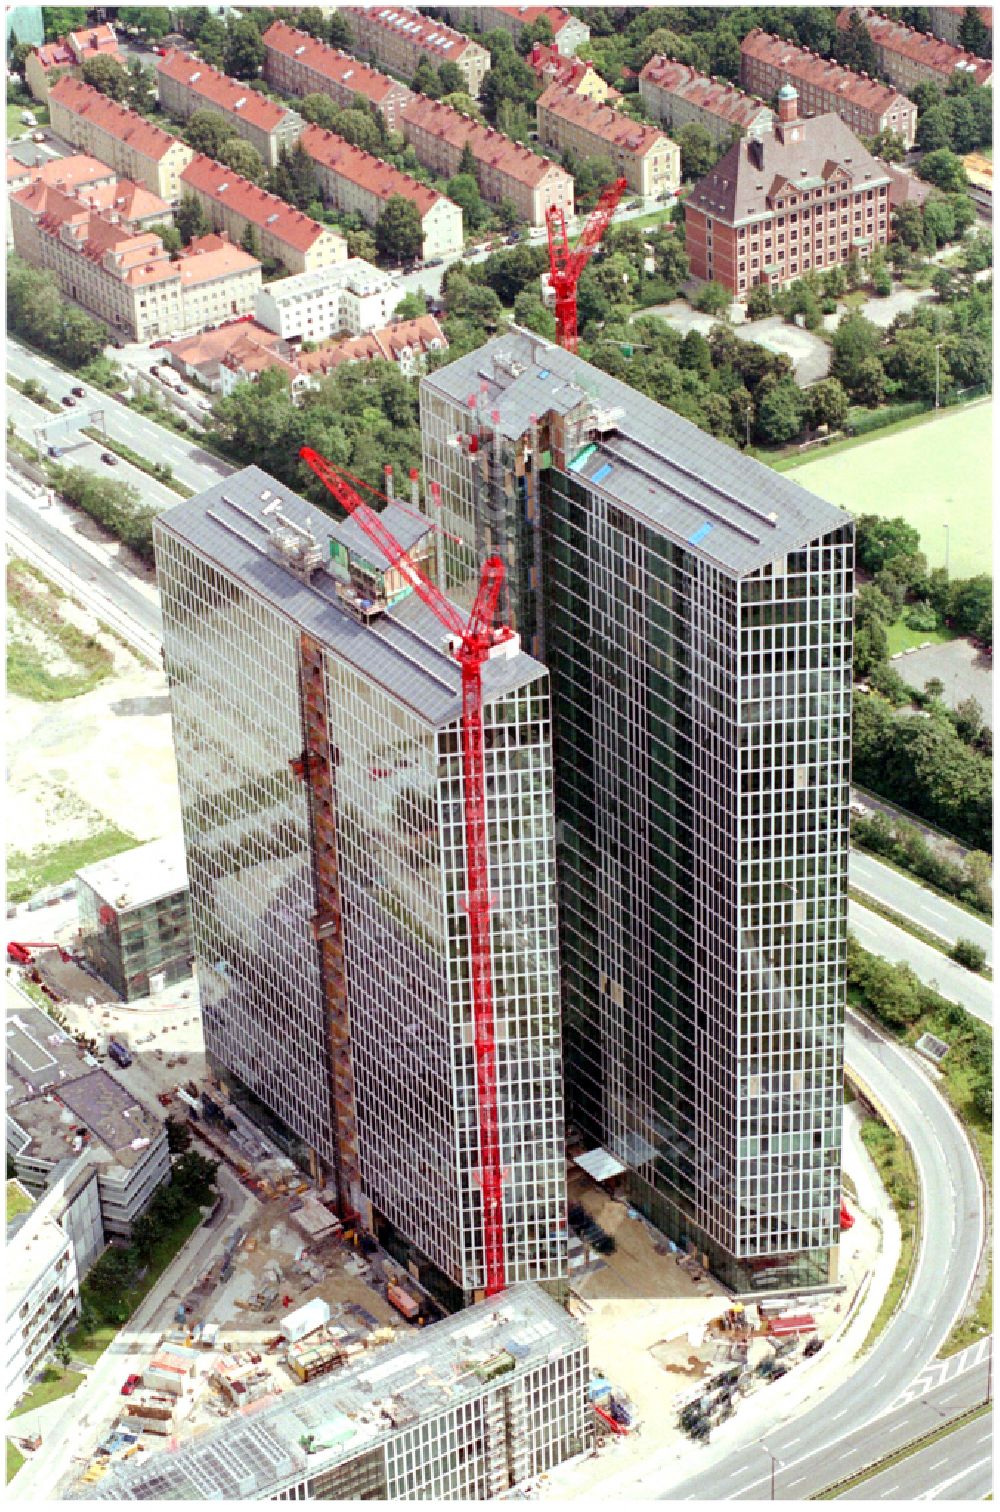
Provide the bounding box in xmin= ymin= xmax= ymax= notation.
xmin=74 ymin=1284 xmax=592 ymax=1502
xmin=281 ymin=1297 xmax=331 ymax=1345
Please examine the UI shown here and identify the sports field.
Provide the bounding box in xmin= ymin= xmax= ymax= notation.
xmin=790 ymin=401 xmax=993 ymax=581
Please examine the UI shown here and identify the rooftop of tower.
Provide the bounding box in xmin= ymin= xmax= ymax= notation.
xmin=155 ymin=465 xmax=546 ymax=726
xmin=422 ymin=332 xmax=853 ymax=575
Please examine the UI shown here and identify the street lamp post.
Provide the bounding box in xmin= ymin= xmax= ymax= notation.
xmin=943 ymin=523 xmax=950 ymax=577
xmin=761 ymin=1442 xmax=784 ymax=1500
xmin=746 ymin=405 xmax=752 ymax=449
xmin=934 ymin=342 xmax=942 ymax=409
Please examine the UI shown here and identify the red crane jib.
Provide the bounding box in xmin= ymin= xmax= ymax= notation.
xmin=546 ymin=176 xmax=627 ymax=354
xmin=298 ymin=446 xmax=509 ymax=1297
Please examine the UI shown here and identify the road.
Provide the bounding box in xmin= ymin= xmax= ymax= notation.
xmin=620 ymin=1009 xmax=986 ymax=1501
xmin=851 ymin=850 xmax=993 ymax=963
xmin=840 ymin=1402 xmax=992 ymax=1501
xmin=8 ymin=339 xmax=233 ymax=496
xmin=849 ymin=900 xmax=993 ymax=1025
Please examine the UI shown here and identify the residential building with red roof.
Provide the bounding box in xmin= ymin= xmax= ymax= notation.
xmin=640 ymin=57 xmax=775 ymax=148
xmin=838 ymin=7 xmax=992 ymax=90
xmin=48 ymin=76 xmax=194 ymax=203
xmin=928 ymin=7 xmax=993 ymax=50
xmin=220 ymin=312 xmax=448 ymax=394
xmin=165 ymin=321 xmax=292 ymax=390
xmin=254 ymin=258 xmax=407 ymax=343
xmin=298 ymin=124 xmax=464 ymax=260
xmin=25 ymin=21 xmax=123 ymax=102
xmin=262 ymin=20 xmax=413 ymax=129
xmin=340 ymin=7 xmax=490 ymax=99
xmin=536 ymin=83 xmax=680 ymax=199
xmin=684 ymin=85 xmax=891 ymax=297
xmin=5 ymin=152 xmax=115 ymax=199
xmin=527 ymin=42 xmax=617 ymax=103
xmin=10 ymin=179 xmax=260 ymax=340
xmin=440 ymin=6 xmax=590 ymax=58
xmin=156 ymin=51 xmax=304 ymax=168
xmin=400 ymin=95 xmax=574 ymax=226
xmin=179 ymin=155 xmax=348 ymax=275
xmin=739 ymin=29 xmax=917 ymax=147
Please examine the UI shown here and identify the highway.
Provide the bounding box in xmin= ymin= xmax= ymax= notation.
xmin=851 ymin=850 xmax=993 ymax=963
xmin=840 ymin=1403 xmax=992 ymax=1501
xmin=849 ymin=900 xmax=994 ymax=1026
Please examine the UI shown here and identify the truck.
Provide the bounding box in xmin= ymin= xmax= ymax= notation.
xmin=108 ymin=1039 xmax=133 ymax=1068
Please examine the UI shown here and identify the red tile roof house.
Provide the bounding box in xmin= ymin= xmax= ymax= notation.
xmin=25 ymin=21 xmax=124 ymax=102
xmin=262 ymin=20 xmax=413 ymax=129
xmin=6 ymin=152 xmax=115 ymax=198
xmin=298 ymin=124 xmax=464 ymax=261
xmin=156 ymin=51 xmax=305 ymax=168
xmin=527 ymin=41 xmax=620 ymax=101
xmin=220 ymin=313 xmax=449 ymax=394
xmin=928 ymin=7 xmax=993 ymax=49
xmin=639 ymin=57 xmax=774 ymax=147
xmin=536 ymin=81 xmax=681 ymax=200
xmin=837 ymin=7 xmax=992 ymax=90
xmin=47 ymin=76 xmax=194 ymax=203
xmin=441 ymin=6 xmax=591 ymax=59
xmin=167 ymin=321 xmax=294 ymax=390
xmin=179 ymin=154 xmax=348 ymax=275
xmin=339 ymin=6 xmax=491 ymax=100
xmin=9 ymin=171 xmax=170 ymax=264
xmin=400 ymin=95 xmax=575 ymax=227
xmin=739 ymin=29 xmax=918 ymax=149
xmin=684 ymin=84 xmax=891 ymax=299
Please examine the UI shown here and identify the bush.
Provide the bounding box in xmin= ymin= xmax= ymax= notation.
xmin=846 ymin=399 xmax=930 ymax=435
xmin=949 ymin=938 xmax=987 ymax=972
xmin=905 ymin=601 xmax=940 ymax=631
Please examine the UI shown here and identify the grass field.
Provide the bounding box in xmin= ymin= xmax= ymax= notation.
xmin=6 ymin=1180 xmax=34 ymax=1223
xmin=6 ymin=1440 xmax=25 ymax=1485
xmin=6 ymin=101 xmax=49 ymax=139
xmin=10 ymin=1365 xmax=85 ymax=1418
xmin=790 ymin=401 xmax=993 ymax=580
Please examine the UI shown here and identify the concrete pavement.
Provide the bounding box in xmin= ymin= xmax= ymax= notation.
xmin=849 ymin=900 xmax=993 ymax=1024
xmin=851 ymin=850 xmax=993 ymax=962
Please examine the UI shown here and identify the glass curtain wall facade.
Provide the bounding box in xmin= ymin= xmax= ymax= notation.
xmin=77 ymin=882 xmax=192 ymax=1002
xmin=544 ymin=468 xmax=852 ymax=1290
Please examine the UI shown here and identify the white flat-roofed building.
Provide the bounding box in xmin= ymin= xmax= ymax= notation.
xmin=5 ymin=1193 xmax=79 ymax=1401
xmin=254 ymin=259 xmax=407 ymax=344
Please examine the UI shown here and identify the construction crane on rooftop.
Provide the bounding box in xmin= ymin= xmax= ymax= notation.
xmin=545 ymin=177 xmax=628 ymax=354
xmin=299 ymin=445 xmax=511 ymax=1299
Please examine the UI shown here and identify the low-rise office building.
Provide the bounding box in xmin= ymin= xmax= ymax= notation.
xmin=536 ymin=83 xmax=680 ymax=199
xmin=78 ymin=1285 xmax=591 ymax=1501
xmin=48 ymin=75 xmax=194 ymax=203
xmin=262 ymin=20 xmax=413 ymax=128
xmin=341 ymin=6 xmax=490 ymax=97
xmin=254 ymin=258 xmax=406 ymax=344
xmin=25 ymin=20 xmax=123 ymax=101
xmin=740 ymin=29 xmax=918 ymax=148
xmin=639 ymin=57 xmax=775 ymax=146
xmin=837 ymin=6 xmax=992 ymax=90
xmin=156 ymin=50 xmax=304 ymax=168
xmin=441 ymin=5 xmax=590 ymax=58
xmin=180 ymin=154 xmax=348 ymax=275
xmin=76 ymin=838 xmax=192 ymax=1003
xmin=400 ymin=95 xmax=575 ymax=226
xmin=6 ymin=1190 xmax=79 ymax=1401
xmin=298 ymin=124 xmax=464 ymax=261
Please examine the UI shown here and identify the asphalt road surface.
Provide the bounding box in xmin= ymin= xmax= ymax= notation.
xmin=848 ymin=901 xmax=993 ymax=1025
xmin=646 ymin=1011 xmax=985 ymax=1501
xmin=851 ymin=850 xmax=992 ymax=963
xmin=840 ymin=1396 xmax=992 ymax=1501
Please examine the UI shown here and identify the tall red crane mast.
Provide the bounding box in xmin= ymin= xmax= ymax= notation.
xmin=546 ymin=177 xmax=628 ymax=353
xmin=299 ymin=446 xmax=511 ymax=1298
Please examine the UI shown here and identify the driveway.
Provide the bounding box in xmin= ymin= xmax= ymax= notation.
xmin=637 ymin=303 xmax=830 ymax=385
xmin=892 ymin=638 xmax=993 ymax=723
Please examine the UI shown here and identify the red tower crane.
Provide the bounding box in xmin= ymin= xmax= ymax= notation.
xmin=545 ymin=177 xmax=628 ymax=353
xmin=299 ymin=446 xmax=511 ymax=1298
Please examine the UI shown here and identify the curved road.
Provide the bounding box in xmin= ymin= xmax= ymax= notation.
xmin=645 ymin=1009 xmax=985 ymax=1500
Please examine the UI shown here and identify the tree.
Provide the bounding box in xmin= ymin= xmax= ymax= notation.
xmin=58 ymin=306 xmax=108 ymax=367
xmin=755 ymin=376 xmax=805 ymax=445
xmin=447 ymin=172 xmax=488 ymax=232
xmin=871 ymin=263 xmax=893 ymax=297
xmin=165 ymin=1116 xmax=192 ymax=1154
xmin=676 ymin=122 xmax=715 ymax=182
xmin=375 ymin=193 xmax=424 ymax=262
xmin=192 ymin=15 xmax=227 ymax=69
xmin=412 ymin=57 xmax=442 ymax=99
xmin=806 ymin=377 xmax=848 ymax=431
xmin=240 ymin=222 xmax=261 ymax=259
xmin=893 ymin=202 xmax=925 ymax=251
xmin=130 ymin=1209 xmax=165 ymax=1259
xmin=438 ymin=60 xmax=465 ymax=95
xmin=187 ymin=109 xmax=237 ymax=159
xmin=223 ymin=16 xmax=265 ymax=80
xmin=917 ymin=149 xmax=968 ymax=193
xmin=710 ymin=28 xmax=742 ymax=81
xmin=693 ymin=281 xmax=730 ymax=316
xmin=868 ymin=127 xmax=907 ymax=162
xmin=746 ymin=284 xmax=773 ymax=319
xmin=518 ymin=15 xmax=555 ymax=54
xmin=9 ymin=40 xmax=34 ymax=80
xmin=947 ymin=575 xmax=992 ymax=638
xmin=854 ymin=515 xmax=921 ymax=574
xmin=119 ymin=8 xmax=172 ymax=39
xmin=43 ymin=9 xmax=86 ymax=42
xmin=480 ymin=53 xmax=538 ymax=126
xmin=81 ymin=54 xmax=131 ymax=102
xmin=328 ymin=12 xmax=352 ymax=49
xmin=834 ymin=11 xmax=878 ymax=75
xmin=915 ymin=105 xmax=953 ymax=153
xmin=295 ymin=7 xmax=329 ymax=41
xmin=176 ymin=193 xmax=211 ymax=246
xmin=148 ymin=221 xmax=182 ymax=255
xmin=53 ymin=1333 xmax=73 ymax=1368
xmin=652 ymin=231 xmax=689 ymax=293
xmin=513 ymin=290 xmax=556 ymax=339
xmin=959 ymin=9 xmax=991 ymax=59
xmin=830 ymin=311 xmax=882 ymax=392
xmin=171 ymin=1150 xmax=219 ymax=1201
xmin=220 ymin=137 xmax=266 ymax=185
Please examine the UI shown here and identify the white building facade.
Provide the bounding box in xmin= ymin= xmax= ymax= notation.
xmin=253 ymin=259 xmax=406 ymax=343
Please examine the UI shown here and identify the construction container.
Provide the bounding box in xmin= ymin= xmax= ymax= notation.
xmin=287 ymin=1339 xmax=342 ymax=1383
xmin=386 ymin=1283 xmax=421 ymax=1322
xmin=280 ymin=1297 xmax=331 ymax=1344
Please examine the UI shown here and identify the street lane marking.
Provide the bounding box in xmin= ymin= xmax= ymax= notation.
xmin=919 ymin=1454 xmax=992 ymax=1500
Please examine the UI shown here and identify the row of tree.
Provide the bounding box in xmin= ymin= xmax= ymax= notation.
xmin=852 ymin=808 xmax=992 ymax=918
xmin=7 ymin=258 xmax=108 ymax=368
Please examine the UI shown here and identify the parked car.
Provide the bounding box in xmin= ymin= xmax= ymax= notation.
xmin=61 ymin=395 xmax=76 ymax=407
xmin=505 ymin=234 xmax=520 ymax=245
xmin=100 ymin=452 xmax=119 ymax=466
xmin=424 ymin=257 xmax=443 ymax=268
xmin=31 ymin=131 xmax=46 ymax=143
xmin=71 ymin=385 xmax=85 ymax=397
xmin=120 ymin=1374 xmax=141 ymax=1396
xmin=176 ymin=383 xmax=190 ymax=395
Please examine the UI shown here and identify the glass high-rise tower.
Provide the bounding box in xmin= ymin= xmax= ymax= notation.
xmin=154 ymin=466 xmax=565 ymax=1308
xmin=421 ymin=334 xmax=854 ymax=1290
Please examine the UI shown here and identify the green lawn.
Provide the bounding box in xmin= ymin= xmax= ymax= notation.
xmin=6 ymin=1440 xmax=25 ymax=1485
xmin=884 ymin=616 xmax=957 ymax=656
xmin=6 ymin=1180 xmax=34 ymax=1223
xmin=6 ymin=826 xmax=140 ymax=905
xmin=6 ymin=101 xmax=49 ymax=139
xmin=626 ymin=208 xmax=673 ymax=231
xmin=790 ymin=401 xmax=993 ymax=580
xmin=10 ymin=1365 xmax=85 ymax=1418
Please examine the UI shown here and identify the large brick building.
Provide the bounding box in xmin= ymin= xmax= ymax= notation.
xmin=179 ymin=155 xmax=347 ymax=275
xmin=639 ymin=57 xmax=774 ymax=148
xmin=25 ymin=20 xmax=123 ymax=101
xmin=340 ymin=7 xmax=490 ymax=98
xmin=838 ymin=7 xmax=992 ymax=90
xmin=400 ymin=96 xmax=575 ymax=226
xmin=156 ymin=51 xmax=304 ymax=168
xmin=740 ymin=29 xmax=917 ymax=148
xmin=48 ymin=76 xmax=193 ymax=203
xmin=298 ymin=124 xmax=464 ymax=261
xmin=536 ymin=83 xmax=680 ymax=199
xmin=685 ymin=85 xmax=891 ymax=298
xmin=262 ymin=20 xmax=413 ymax=128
